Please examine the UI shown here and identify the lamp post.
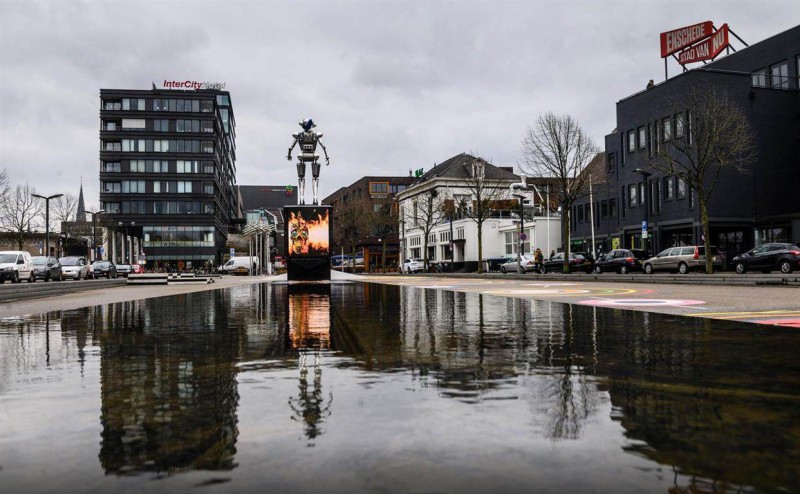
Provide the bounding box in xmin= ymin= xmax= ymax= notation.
xmin=513 ymin=193 xmax=525 ymax=274
xmin=634 ymin=168 xmax=653 ymax=252
xmin=86 ymin=210 xmax=105 ymax=261
xmin=32 ymin=193 xmax=63 ymax=258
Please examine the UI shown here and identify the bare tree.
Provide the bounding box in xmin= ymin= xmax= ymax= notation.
xmin=406 ymin=189 xmax=445 ymax=272
xmin=362 ymin=201 xmax=396 ymax=271
xmin=0 ymin=168 xmax=9 ymax=200
xmin=0 ymin=183 xmax=44 ymax=249
xmin=334 ymin=197 xmax=369 ymax=270
xmin=520 ymin=113 xmax=598 ymax=273
xmin=453 ymin=156 xmax=514 ymax=273
xmin=50 ymin=193 xmax=78 ymax=232
xmin=647 ymin=85 xmax=756 ymax=274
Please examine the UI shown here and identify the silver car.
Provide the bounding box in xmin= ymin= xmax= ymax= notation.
xmin=643 ymin=246 xmax=722 ymax=274
xmin=59 ymin=256 xmax=93 ymax=280
xmin=500 ymin=255 xmax=538 ymax=273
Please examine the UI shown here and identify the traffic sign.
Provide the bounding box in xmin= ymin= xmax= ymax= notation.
xmin=230 ymin=247 xmax=235 ymax=257
xmin=519 ymin=233 xmax=527 ymax=241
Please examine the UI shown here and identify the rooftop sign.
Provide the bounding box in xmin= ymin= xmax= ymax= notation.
xmin=162 ymin=80 xmax=226 ymax=90
xmin=660 ymin=21 xmax=714 ymax=57
xmin=678 ymin=24 xmax=730 ymax=65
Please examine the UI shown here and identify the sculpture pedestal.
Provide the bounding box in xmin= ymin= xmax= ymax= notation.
xmin=284 ymin=205 xmax=332 ymax=281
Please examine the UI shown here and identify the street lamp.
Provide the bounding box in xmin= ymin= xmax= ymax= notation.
xmin=634 ymin=168 xmax=653 ymax=252
xmin=32 ymin=193 xmax=63 ymax=258
xmin=513 ymin=193 xmax=526 ymax=274
xmin=86 ymin=209 xmax=105 ymax=261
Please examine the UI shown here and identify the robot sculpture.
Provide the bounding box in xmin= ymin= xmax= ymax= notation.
xmin=287 ymin=119 xmax=330 ymax=205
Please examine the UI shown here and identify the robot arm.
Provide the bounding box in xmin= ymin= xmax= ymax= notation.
xmin=287 ymin=133 xmax=299 ymax=160
xmin=317 ymin=135 xmax=330 ymax=165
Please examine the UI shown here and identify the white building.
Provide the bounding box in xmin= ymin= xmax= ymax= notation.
xmin=396 ymin=153 xmax=562 ymax=271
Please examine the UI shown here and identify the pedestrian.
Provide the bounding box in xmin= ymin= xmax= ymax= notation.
xmin=550 ymin=249 xmax=555 ymax=259
xmin=535 ymin=248 xmax=544 ymax=273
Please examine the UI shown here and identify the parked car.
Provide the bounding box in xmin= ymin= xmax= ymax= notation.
xmin=572 ymin=251 xmax=596 ymax=272
xmin=731 ymin=243 xmax=800 ymax=274
xmin=221 ymin=256 xmax=258 ymax=275
xmin=642 ymin=246 xmax=722 ymax=274
xmin=485 ymin=257 xmax=515 ymax=272
xmin=92 ymin=260 xmax=118 ymax=279
xmin=594 ymin=249 xmax=649 ymax=274
xmin=31 ymin=256 xmax=62 ymax=282
xmin=131 ymin=264 xmax=144 ymax=274
xmin=401 ymin=258 xmax=424 ymax=274
xmin=499 ymin=255 xmax=539 ymax=273
xmin=0 ymin=251 xmax=35 ymax=283
xmin=59 ymin=256 xmax=93 ymax=280
xmin=543 ymin=253 xmax=592 ymax=273
xmin=115 ymin=264 xmax=133 ymax=277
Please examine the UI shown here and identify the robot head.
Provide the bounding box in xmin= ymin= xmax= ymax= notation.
xmin=300 ymin=119 xmax=316 ymax=131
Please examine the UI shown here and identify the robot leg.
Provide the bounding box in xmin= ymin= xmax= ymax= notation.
xmin=296 ymin=162 xmax=306 ymax=205
xmin=311 ymin=161 xmax=321 ymax=205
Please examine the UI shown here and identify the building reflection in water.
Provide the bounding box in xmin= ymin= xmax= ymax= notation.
xmin=285 ymin=283 xmax=334 ymax=445
xmin=95 ymin=291 xmax=241 ymax=475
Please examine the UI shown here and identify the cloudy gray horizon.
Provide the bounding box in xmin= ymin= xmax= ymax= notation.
xmin=1 ymin=1 xmax=796 ymax=209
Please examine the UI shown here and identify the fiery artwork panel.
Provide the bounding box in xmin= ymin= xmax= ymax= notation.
xmin=286 ymin=208 xmax=330 ymax=257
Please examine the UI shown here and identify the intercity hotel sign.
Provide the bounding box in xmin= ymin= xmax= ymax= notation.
xmin=162 ymin=80 xmax=226 ymax=90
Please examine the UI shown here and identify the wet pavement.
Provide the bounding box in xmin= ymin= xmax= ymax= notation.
xmin=1 ymin=281 xmax=799 ymax=493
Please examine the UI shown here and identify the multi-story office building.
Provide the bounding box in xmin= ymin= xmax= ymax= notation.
xmin=571 ymin=25 xmax=800 ymax=262
xmin=99 ymin=86 xmax=237 ymax=269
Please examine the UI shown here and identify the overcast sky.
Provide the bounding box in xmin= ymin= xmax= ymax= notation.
xmin=1 ymin=1 xmax=796 ymax=207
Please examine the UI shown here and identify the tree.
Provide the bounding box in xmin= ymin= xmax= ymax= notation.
xmin=648 ymin=85 xmax=756 ymax=274
xmin=404 ymin=189 xmax=445 ymax=272
xmin=50 ymin=193 xmax=79 ymax=256
xmin=454 ymin=156 xmax=513 ymax=274
xmin=363 ymin=201 xmax=396 ymax=271
xmin=334 ymin=197 xmax=369 ymax=270
xmin=520 ymin=113 xmax=598 ymax=273
xmin=0 ymin=168 xmax=9 ymax=200
xmin=0 ymin=183 xmax=44 ymax=249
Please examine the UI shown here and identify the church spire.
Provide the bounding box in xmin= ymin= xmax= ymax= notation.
xmin=77 ymin=178 xmax=86 ymax=222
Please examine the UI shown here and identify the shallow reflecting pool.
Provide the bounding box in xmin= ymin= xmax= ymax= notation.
xmin=1 ymin=282 xmax=799 ymax=493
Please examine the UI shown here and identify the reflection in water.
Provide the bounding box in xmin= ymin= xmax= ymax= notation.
xmin=96 ymin=293 xmax=241 ymax=474
xmin=1 ymin=281 xmax=799 ymax=492
xmin=286 ymin=284 xmax=333 ymax=444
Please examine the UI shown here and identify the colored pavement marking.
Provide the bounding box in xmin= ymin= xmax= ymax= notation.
xmin=580 ymin=298 xmax=706 ymax=307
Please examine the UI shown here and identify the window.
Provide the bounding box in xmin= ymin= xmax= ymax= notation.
xmin=627 ymin=130 xmax=635 ymax=152
xmin=664 ymin=176 xmax=674 ymax=199
xmin=609 ymin=198 xmax=617 ymax=218
xmin=391 ymin=184 xmax=407 ymax=194
xmin=102 ymin=161 xmax=121 ymax=172
xmin=103 ymin=182 xmax=121 ymax=193
xmin=628 ymin=184 xmax=637 ymax=207
xmin=677 ymin=178 xmax=687 ymax=198
xmin=104 ymin=141 xmax=121 ymax=152
xmin=103 ymin=100 xmax=121 ymax=110
xmin=121 ymin=139 xmax=145 ymax=152
xmin=607 ymin=153 xmax=615 ymax=173
xmin=153 ymin=119 xmax=169 ymax=132
xmin=409 ymin=236 xmax=421 ymax=247
xmin=751 ymin=67 xmax=767 ymax=88
xmin=456 ymin=228 xmax=465 ymax=240
xmin=771 ymin=61 xmax=789 ymax=89
xmin=153 ymin=140 xmax=170 ymax=152
xmin=103 ymin=202 xmax=120 ymax=214
xmin=638 ymin=183 xmax=646 ymax=206
xmin=201 ymin=100 xmax=213 ymax=113
xmin=428 ymin=233 xmax=437 ymax=245
xmin=121 ymin=180 xmax=145 ymax=193
xmin=439 ymin=231 xmax=451 ymax=243
xmin=129 ymin=160 xmax=145 ymax=172
xmin=202 ymin=141 xmax=213 ymax=153
xmin=203 ymin=183 xmax=214 ymax=194
xmin=577 ymin=204 xmax=585 ymax=222
xmin=687 ymin=111 xmax=693 ymax=145
xmin=675 ymin=113 xmax=685 ymax=138
xmin=650 ymin=181 xmax=661 ymax=215
xmin=122 ymin=98 xmax=130 ymax=111
xmin=662 ymin=117 xmax=672 ymax=141
xmin=103 ymin=121 xmax=117 ymax=131
xmin=369 ymin=182 xmax=389 ymax=195
xmin=638 ymin=127 xmax=646 ymax=149
xmin=177 ymin=181 xmax=193 ymax=193
xmin=151 ymin=160 xmax=168 ymax=173
xmin=201 ymin=120 xmax=214 ymax=133
xmin=177 ymin=160 xmax=199 ymax=173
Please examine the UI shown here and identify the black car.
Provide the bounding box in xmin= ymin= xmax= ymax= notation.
xmin=92 ymin=261 xmax=118 ymax=279
xmin=594 ymin=249 xmax=649 ymax=274
xmin=31 ymin=256 xmax=62 ymax=282
xmin=732 ymin=243 xmax=800 ymax=274
xmin=542 ymin=253 xmax=592 ymax=273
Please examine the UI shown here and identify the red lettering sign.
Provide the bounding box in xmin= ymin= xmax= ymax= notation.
xmin=677 ymin=24 xmax=729 ymax=65
xmin=660 ymin=21 xmax=714 ymax=57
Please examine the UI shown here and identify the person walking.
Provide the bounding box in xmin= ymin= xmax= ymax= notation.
xmin=535 ymin=248 xmax=544 ymax=274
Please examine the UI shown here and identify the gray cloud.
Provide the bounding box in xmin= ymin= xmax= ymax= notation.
xmin=1 ymin=1 xmax=796 ymax=205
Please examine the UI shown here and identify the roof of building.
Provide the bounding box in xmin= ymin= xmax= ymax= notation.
xmin=237 ymin=185 xmax=296 ymax=211
xmin=415 ymin=153 xmax=520 ymax=183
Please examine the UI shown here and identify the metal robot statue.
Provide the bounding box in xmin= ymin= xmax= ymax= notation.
xmin=287 ymin=119 xmax=330 ymax=205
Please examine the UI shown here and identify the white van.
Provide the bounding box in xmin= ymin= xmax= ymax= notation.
xmin=221 ymin=256 xmax=259 ymax=275
xmin=0 ymin=251 xmax=35 ymax=284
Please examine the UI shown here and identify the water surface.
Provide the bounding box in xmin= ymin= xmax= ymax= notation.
xmin=0 ymin=282 xmax=798 ymax=493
